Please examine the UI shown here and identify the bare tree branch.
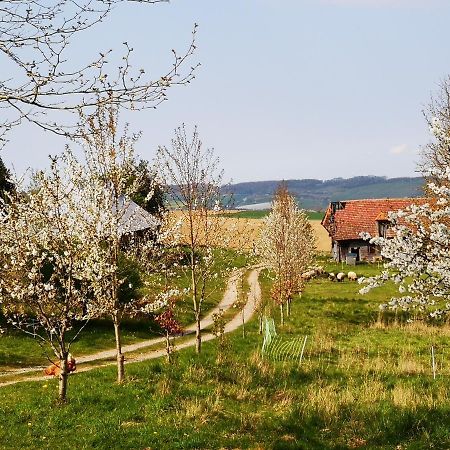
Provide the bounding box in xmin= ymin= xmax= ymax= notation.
xmin=0 ymin=1 xmax=198 ymax=142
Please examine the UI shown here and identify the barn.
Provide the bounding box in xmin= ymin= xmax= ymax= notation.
xmin=321 ymin=198 xmax=425 ymax=263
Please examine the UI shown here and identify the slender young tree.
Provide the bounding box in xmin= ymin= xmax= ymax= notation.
xmin=154 ymin=301 xmax=183 ymax=364
xmin=157 ymin=125 xmax=227 ymax=354
xmin=0 ymin=152 xmax=98 ymax=402
xmin=257 ymin=184 xmax=315 ymax=325
xmin=73 ymin=103 xmax=159 ymax=383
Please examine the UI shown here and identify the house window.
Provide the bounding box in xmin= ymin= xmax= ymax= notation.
xmin=378 ymin=221 xmax=389 ymax=238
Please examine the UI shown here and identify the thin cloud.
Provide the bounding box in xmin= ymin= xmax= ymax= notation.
xmin=390 ymin=144 xmax=408 ymax=155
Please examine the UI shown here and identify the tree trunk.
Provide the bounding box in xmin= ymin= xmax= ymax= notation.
xmin=242 ymin=310 xmax=245 ymax=339
xmin=286 ymin=298 xmax=291 ymax=317
xmin=280 ymin=303 xmax=284 ymax=326
xmin=195 ymin=312 xmax=202 ymax=354
xmin=58 ymin=357 xmax=68 ymax=403
xmin=165 ymin=331 xmax=171 ymax=364
xmin=259 ymin=314 xmax=263 ymax=334
xmin=113 ymin=320 xmax=125 ymax=383
xmin=191 ymin=251 xmax=202 ymax=354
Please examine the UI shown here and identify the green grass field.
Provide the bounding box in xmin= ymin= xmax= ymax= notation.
xmin=2 ymin=260 xmax=450 ymax=449
xmin=223 ymin=210 xmax=324 ymax=220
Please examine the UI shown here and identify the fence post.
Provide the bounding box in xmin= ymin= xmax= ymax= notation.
xmin=431 ymin=345 xmax=436 ymax=380
xmin=299 ymin=336 xmax=308 ymax=366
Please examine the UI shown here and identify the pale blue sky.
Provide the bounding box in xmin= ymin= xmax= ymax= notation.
xmin=4 ymin=0 xmax=450 ymax=182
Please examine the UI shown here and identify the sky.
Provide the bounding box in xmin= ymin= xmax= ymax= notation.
xmin=4 ymin=0 xmax=450 ymax=183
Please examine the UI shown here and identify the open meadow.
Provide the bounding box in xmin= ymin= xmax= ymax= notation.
xmin=1 ymin=259 xmax=450 ymax=449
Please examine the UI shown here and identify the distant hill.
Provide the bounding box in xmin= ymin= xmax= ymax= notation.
xmin=227 ymin=176 xmax=425 ymax=211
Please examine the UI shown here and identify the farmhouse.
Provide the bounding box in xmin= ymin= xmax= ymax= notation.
xmin=321 ymin=198 xmax=424 ymax=262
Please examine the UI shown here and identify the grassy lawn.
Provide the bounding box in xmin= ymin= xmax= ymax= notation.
xmin=2 ymin=259 xmax=450 ymax=449
xmin=0 ymin=249 xmax=249 ymax=370
xmin=306 ymin=211 xmax=325 ymax=220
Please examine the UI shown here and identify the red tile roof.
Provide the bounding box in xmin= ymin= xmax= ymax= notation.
xmin=321 ymin=198 xmax=428 ymax=241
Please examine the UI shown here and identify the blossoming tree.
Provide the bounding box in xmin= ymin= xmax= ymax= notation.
xmin=0 ymin=102 xmax=166 ymax=393
xmin=75 ymin=103 xmax=159 ymax=383
xmin=157 ymin=125 xmax=230 ymax=354
xmin=257 ymin=184 xmax=316 ymax=325
xmin=360 ymin=119 xmax=450 ymax=319
xmin=0 ymin=153 xmax=99 ymax=402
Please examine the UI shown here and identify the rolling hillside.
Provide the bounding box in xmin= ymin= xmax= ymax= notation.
xmin=228 ymin=176 xmax=425 ymax=210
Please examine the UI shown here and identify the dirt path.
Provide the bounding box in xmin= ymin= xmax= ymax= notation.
xmin=0 ymin=267 xmax=262 ymax=387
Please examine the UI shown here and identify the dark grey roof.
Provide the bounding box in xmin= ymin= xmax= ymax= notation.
xmin=117 ymin=195 xmax=159 ymax=235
